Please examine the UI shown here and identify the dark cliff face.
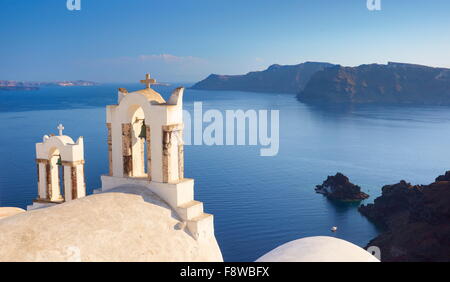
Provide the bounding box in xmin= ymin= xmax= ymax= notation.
xmin=359 ymin=172 xmax=450 ymax=262
xmin=298 ymin=62 xmax=450 ymax=105
xmin=191 ymin=62 xmax=335 ymax=93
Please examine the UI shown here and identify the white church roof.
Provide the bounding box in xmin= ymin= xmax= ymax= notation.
xmin=0 ymin=185 xmax=222 ymax=262
xmin=256 ymin=236 xmax=380 ymax=262
xmin=51 ymin=135 xmax=75 ymax=145
xmin=129 ymin=88 xmax=166 ymax=104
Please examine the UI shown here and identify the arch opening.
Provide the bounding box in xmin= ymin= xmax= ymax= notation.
xmin=124 ymin=105 xmax=151 ymax=179
xmin=48 ymin=147 xmax=64 ymax=202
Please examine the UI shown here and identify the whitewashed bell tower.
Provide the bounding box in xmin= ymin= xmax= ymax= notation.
xmin=100 ymin=74 xmax=215 ymax=241
xmin=29 ymin=125 xmax=86 ymax=210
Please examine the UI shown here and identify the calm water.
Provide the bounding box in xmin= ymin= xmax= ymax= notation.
xmin=1 ymin=84 xmax=450 ymax=261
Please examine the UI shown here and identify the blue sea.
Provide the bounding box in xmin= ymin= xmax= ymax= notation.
xmin=1 ymin=84 xmax=450 ymax=261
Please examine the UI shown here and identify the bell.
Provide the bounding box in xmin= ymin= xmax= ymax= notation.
xmin=56 ymin=156 xmax=62 ymax=166
xmin=138 ymin=121 xmax=147 ymax=139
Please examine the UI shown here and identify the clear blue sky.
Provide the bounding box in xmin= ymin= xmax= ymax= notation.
xmin=1 ymin=0 xmax=449 ymax=82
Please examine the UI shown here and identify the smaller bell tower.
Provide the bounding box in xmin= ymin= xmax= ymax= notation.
xmin=28 ymin=124 xmax=86 ymax=210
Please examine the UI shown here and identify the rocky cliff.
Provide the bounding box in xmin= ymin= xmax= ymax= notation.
xmin=191 ymin=62 xmax=335 ymax=93
xmin=298 ymin=62 xmax=450 ymax=105
xmin=359 ymin=172 xmax=450 ymax=262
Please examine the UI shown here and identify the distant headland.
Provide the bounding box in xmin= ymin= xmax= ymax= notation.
xmin=0 ymin=80 xmax=99 ymax=91
xmin=299 ymin=62 xmax=450 ymax=105
xmin=192 ymin=62 xmax=450 ymax=105
xmin=191 ymin=62 xmax=336 ymax=94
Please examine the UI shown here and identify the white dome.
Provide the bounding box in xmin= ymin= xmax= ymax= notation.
xmin=0 ymin=185 xmax=223 ymax=262
xmin=256 ymin=236 xmax=379 ymax=262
